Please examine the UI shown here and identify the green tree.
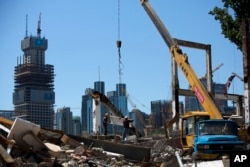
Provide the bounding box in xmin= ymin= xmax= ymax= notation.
xmin=210 ymin=0 xmax=250 ymax=126
xmin=209 ymin=0 xmax=250 ymax=51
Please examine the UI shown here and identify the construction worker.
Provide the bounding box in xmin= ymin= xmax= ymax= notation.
xmin=122 ymin=116 xmax=133 ymax=140
xmin=103 ymin=113 xmax=109 ymax=135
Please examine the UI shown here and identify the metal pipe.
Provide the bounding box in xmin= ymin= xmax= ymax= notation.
xmin=175 ymin=151 xmax=184 ymax=167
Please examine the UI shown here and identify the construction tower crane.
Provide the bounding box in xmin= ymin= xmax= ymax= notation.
xmin=201 ymin=62 xmax=224 ymax=79
xmin=224 ymin=72 xmax=244 ymax=93
xmin=232 ymin=72 xmax=244 ymax=82
xmin=224 ymin=73 xmax=236 ymax=93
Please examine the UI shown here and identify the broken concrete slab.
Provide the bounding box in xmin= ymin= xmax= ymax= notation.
xmin=69 ymin=135 xmax=151 ymax=162
xmin=44 ymin=142 xmax=63 ymax=152
xmin=7 ymin=118 xmax=40 ymax=151
xmin=60 ymin=134 xmax=81 ymax=147
xmin=74 ymin=145 xmax=85 ymax=155
xmin=23 ymin=131 xmax=47 ymax=152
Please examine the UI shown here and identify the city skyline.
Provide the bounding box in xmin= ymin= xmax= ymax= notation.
xmin=0 ymin=1 xmax=244 ymax=117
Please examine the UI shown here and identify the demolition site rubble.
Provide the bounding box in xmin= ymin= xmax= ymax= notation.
xmin=0 ymin=116 xmax=185 ymax=167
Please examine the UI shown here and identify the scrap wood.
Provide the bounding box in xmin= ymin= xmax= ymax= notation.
xmin=0 ymin=134 xmax=22 ymax=155
xmin=0 ymin=116 xmax=13 ymax=129
xmin=0 ymin=134 xmax=15 ymax=146
xmin=38 ymin=128 xmax=64 ymax=145
xmin=61 ymin=134 xmax=81 ymax=147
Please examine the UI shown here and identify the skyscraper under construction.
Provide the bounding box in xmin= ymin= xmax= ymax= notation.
xmin=13 ymin=14 xmax=55 ymax=128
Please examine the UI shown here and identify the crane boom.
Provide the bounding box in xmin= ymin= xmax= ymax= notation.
xmin=141 ymin=0 xmax=222 ymax=119
xmin=141 ymin=0 xmax=176 ymax=48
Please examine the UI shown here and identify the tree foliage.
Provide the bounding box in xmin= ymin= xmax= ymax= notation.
xmin=209 ymin=0 xmax=250 ymax=51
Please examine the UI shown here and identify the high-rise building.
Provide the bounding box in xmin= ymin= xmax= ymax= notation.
xmin=72 ymin=116 xmax=82 ymax=136
xmin=113 ymin=83 xmax=128 ymax=117
xmin=151 ymin=100 xmax=172 ymax=129
xmin=94 ymin=81 xmax=105 ymax=93
xmin=81 ymin=81 xmax=108 ymax=134
xmin=13 ymin=15 xmax=55 ymax=128
xmin=81 ymin=88 xmax=94 ymax=134
xmin=185 ymin=79 xmax=228 ymax=113
xmin=213 ymin=83 xmax=228 ymax=112
xmin=81 ymin=82 xmax=128 ymax=135
xmin=55 ymin=107 xmax=73 ymax=135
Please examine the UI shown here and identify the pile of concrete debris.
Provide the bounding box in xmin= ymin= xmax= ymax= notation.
xmin=0 ymin=116 xmax=183 ymax=167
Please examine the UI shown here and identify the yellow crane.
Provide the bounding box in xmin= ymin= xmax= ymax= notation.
xmin=140 ymin=0 xmax=247 ymax=160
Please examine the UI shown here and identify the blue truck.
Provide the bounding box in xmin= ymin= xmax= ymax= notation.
xmin=192 ymin=120 xmax=246 ymax=159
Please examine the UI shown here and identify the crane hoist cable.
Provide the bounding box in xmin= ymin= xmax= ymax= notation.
xmin=116 ymin=0 xmax=124 ymax=83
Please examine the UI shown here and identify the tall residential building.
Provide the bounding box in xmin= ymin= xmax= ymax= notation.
xmin=13 ymin=15 xmax=55 ymax=128
xmin=55 ymin=107 xmax=73 ymax=135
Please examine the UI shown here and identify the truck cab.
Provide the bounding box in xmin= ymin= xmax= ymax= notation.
xmin=192 ymin=119 xmax=246 ymax=159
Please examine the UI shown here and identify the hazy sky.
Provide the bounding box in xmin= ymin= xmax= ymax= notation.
xmin=0 ymin=0 xmax=243 ymax=116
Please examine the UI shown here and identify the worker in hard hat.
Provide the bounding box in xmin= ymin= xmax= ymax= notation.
xmin=122 ymin=116 xmax=134 ymax=140
xmin=103 ymin=113 xmax=110 ymax=135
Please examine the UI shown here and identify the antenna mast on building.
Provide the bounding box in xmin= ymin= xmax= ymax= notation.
xmin=116 ymin=0 xmax=124 ymax=83
xmin=37 ymin=13 xmax=41 ymax=37
xmin=98 ymin=66 xmax=101 ymax=81
xmin=25 ymin=14 xmax=28 ymax=37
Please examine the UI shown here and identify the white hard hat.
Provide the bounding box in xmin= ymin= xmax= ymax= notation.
xmin=125 ymin=116 xmax=128 ymax=119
